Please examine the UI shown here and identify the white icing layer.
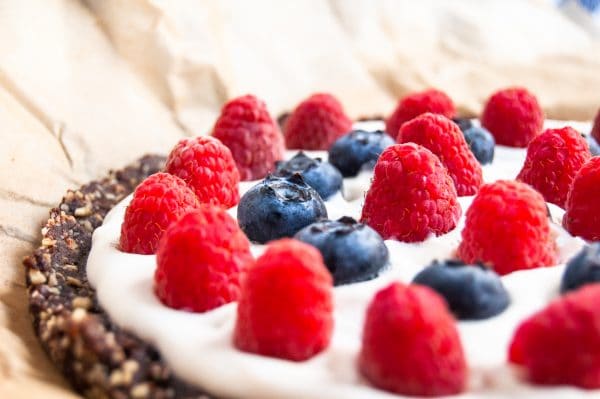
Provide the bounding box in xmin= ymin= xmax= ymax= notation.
xmin=87 ymin=120 xmax=597 ymax=398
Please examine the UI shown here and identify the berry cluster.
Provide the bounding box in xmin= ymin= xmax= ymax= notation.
xmin=114 ymin=87 xmax=600 ymax=397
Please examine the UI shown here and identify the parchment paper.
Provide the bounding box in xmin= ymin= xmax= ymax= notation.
xmin=1 ymin=0 xmax=599 ymax=397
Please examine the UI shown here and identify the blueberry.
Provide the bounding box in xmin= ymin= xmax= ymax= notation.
xmin=294 ymin=217 xmax=389 ymax=285
xmin=452 ymin=117 xmax=473 ymax=132
xmin=586 ymin=134 xmax=600 ymax=157
xmin=237 ymin=174 xmax=327 ymax=244
xmin=274 ymin=152 xmax=342 ymax=200
xmin=560 ymin=243 xmax=600 ymax=293
xmin=463 ymin=126 xmax=495 ymax=165
xmin=328 ymin=130 xmax=395 ymax=177
xmin=412 ymin=259 xmax=510 ymax=320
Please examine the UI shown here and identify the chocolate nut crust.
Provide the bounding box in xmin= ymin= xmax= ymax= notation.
xmin=23 ymin=155 xmax=211 ymax=399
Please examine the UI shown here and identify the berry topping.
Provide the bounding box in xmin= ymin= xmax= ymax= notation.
xmin=458 ymin=180 xmax=558 ymax=275
xmin=212 ymin=94 xmax=284 ymax=181
xmin=586 ymin=134 xmax=600 ymax=157
xmin=361 ymin=143 xmax=461 ymax=242
xmin=481 ymin=87 xmax=543 ymax=147
xmin=359 ymin=282 xmax=467 ymax=396
xmin=397 ymin=113 xmax=483 ymax=196
xmin=385 ymin=88 xmax=456 ymax=138
xmin=517 ymin=127 xmax=590 ymax=208
xmin=283 ymin=93 xmax=352 ymax=150
xmin=452 ymin=117 xmax=473 ymax=132
xmin=564 ymin=157 xmax=600 ymax=241
xmin=463 ymin=126 xmax=495 ymax=165
xmin=234 ymin=239 xmax=333 ymax=361
xmin=273 ymin=152 xmax=342 ymax=200
xmin=294 ymin=217 xmax=389 ymax=286
xmin=119 ymin=173 xmax=200 ymax=254
xmin=154 ymin=206 xmax=253 ymax=312
xmin=591 ymin=108 xmax=600 ymax=144
xmin=561 ymin=243 xmax=600 ymax=293
xmin=237 ymin=175 xmax=327 ymax=243
xmin=164 ymin=136 xmax=240 ymax=208
xmin=328 ymin=129 xmax=395 ymax=177
xmin=413 ymin=259 xmax=510 ymax=320
xmin=508 ymin=284 xmax=600 ymax=389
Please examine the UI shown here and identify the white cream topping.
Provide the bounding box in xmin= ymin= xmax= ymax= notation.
xmin=87 ymin=120 xmax=598 ymax=398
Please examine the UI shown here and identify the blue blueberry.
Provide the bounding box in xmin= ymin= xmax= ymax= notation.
xmin=560 ymin=243 xmax=600 ymax=293
xmin=294 ymin=217 xmax=389 ymax=285
xmin=237 ymin=174 xmax=328 ymax=244
xmin=463 ymin=126 xmax=495 ymax=165
xmin=274 ymin=152 xmax=342 ymax=200
xmin=586 ymin=134 xmax=600 ymax=157
xmin=328 ymin=130 xmax=395 ymax=177
xmin=412 ymin=259 xmax=510 ymax=320
xmin=452 ymin=117 xmax=473 ymax=132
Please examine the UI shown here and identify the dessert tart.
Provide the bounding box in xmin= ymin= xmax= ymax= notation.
xmin=24 ymin=89 xmax=600 ymax=398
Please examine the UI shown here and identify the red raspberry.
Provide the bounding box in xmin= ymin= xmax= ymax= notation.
xmin=119 ymin=173 xmax=200 ymax=254
xmin=517 ymin=127 xmax=590 ymax=208
xmin=563 ymin=157 xmax=600 ymax=241
xmin=458 ymin=180 xmax=558 ymax=275
xmin=482 ymin=87 xmax=544 ymax=147
xmin=212 ymin=95 xmax=284 ymax=181
xmin=165 ymin=136 xmax=240 ymax=208
xmin=397 ymin=113 xmax=483 ymax=196
xmin=385 ymin=89 xmax=456 ymax=138
xmin=283 ymin=93 xmax=352 ymax=150
xmin=360 ymin=143 xmax=461 ymax=242
xmin=233 ymin=239 xmax=333 ymax=361
xmin=508 ymin=284 xmax=600 ymax=388
xmin=592 ymin=108 xmax=600 ymax=144
xmin=359 ymin=282 xmax=467 ymax=396
xmin=154 ymin=206 xmax=252 ymax=312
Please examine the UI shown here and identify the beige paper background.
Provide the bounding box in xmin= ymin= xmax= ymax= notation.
xmin=0 ymin=0 xmax=599 ymax=397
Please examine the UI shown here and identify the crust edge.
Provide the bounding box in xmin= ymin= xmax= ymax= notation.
xmin=23 ymin=154 xmax=210 ymax=399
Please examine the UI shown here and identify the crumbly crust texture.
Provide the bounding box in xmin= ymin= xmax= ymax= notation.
xmin=23 ymin=155 xmax=211 ymax=399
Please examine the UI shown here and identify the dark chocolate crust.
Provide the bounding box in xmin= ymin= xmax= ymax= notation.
xmin=23 ymin=155 xmax=212 ymax=399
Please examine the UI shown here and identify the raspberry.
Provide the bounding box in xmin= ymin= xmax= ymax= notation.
xmin=154 ymin=206 xmax=252 ymax=312
xmin=165 ymin=136 xmax=240 ymax=208
xmin=563 ymin=157 xmax=600 ymax=240
xmin=397 ymin=113 xmax=483 ymax=196
xmin=212 ymin=95 xmax=284 ymax=181
xmin=592 ymin=108 xmax=600 ymax=146
xmin=283 ymin=93 xmax=352 ymax=150
xmin=508 ymin=284 xmax=600 ymax=388
xmin=360 ymin=143 xmax=461 ymax=242
xmin=482 ymin=87 xmax=544 ymax=147
xmin=359 ymin=282 xmax=467 ymax=396
xmin=119 ymin=173 xmax=200 ymax=254
xmin=233 ymin=239 xmax=333 ymax=361
xmin=385 ymin=89 xmax=456 ymax=138
xmin=458 ymin=180 xmax=558 ymax=275
xmin=517 ymin=127 xmax=590 ymax=208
